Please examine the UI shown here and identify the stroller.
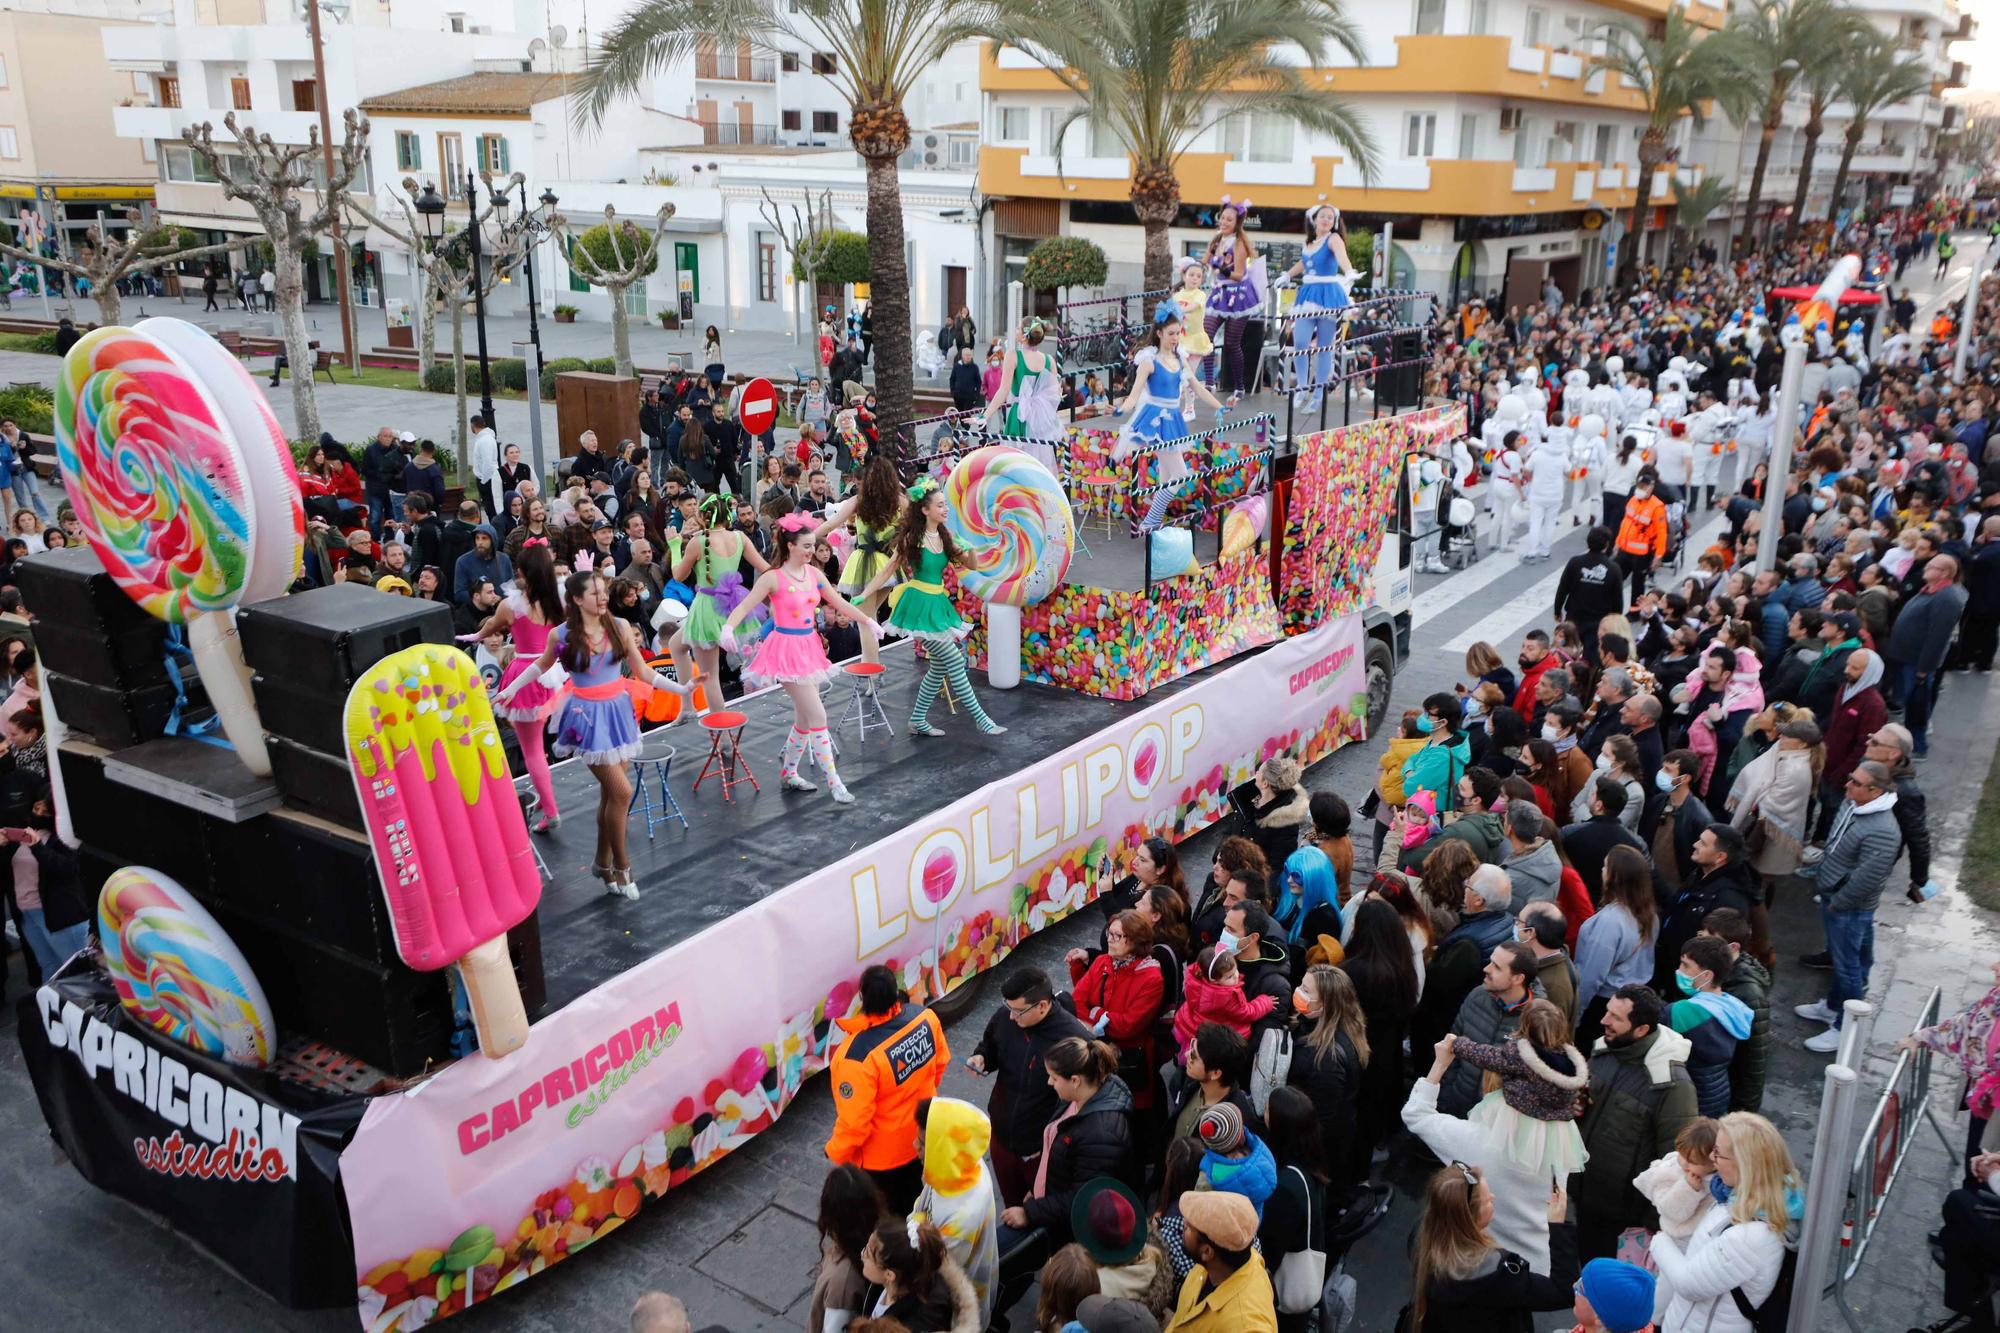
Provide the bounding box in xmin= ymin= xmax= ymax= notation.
xmin=1434 ymin=475 xmax=1480 ymax=571
xmin=1654 ymin=478 xmax=1690 ymax=571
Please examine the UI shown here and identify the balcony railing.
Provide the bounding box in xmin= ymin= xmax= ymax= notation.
xmin=694 ymin=53 xmax=777 ymax=82
xmin=698 ymin=120 xmax=785 ymax=146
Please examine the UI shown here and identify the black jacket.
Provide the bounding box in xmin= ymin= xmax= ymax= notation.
xmin=1629 ymin=725 xmax=1665 ymax=790
xmin=1562 ymin=815 xmax=1646 ymax=905
xmin=1237 ymin=941 xmax=1296 ymax=1038
xmin=1574 ymin=1030 xmax=1698 ymax=1230
xmin=949 ymin=359 xmax=984 ymax=410
xmin=971 ymin=1001 xmax=1094 ymax=1159
xmin=1890 ymin=768 xmax=1932 ymax=888
xmin=1723 ymin=953 xmax=1772 ymax=1113
xmin=1554 ymin=551 xmax=1626 ymax=631
xmin=1578 ymin=704 xmax=1630 ymax=761
xmin=1285 ymin=1023 xmax=1361 ymax=1179
xmin=439 ymin=519 xmax=482 ymax=589
xmin=1653 ymin=859 xmax=1754 ymax=992
xmin=1416 ymin=1224 xmax=1580 ymax=1333
xmin=1021 ymin=1076 xmax=1137 ymax=1236
xmin=405 ymin=514 xmax=445 ymax=578
xmin=29 ymin=833 xmax=88 ymax=934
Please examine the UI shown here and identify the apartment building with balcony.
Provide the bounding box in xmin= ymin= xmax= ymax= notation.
xmin=978 ymin=0 xmax=1722 ymax=316
xmin=0 ymin=0 xmax=172 ymax=260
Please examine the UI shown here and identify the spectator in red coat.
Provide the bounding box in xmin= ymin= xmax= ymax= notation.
xmin=1513 ymin=628 xmax=1559 ymax=717
xmin=1815 ymin=648 xmax=1887 ymax=841
xmin=1067 ymin=910 xmax=1166 ymax=1110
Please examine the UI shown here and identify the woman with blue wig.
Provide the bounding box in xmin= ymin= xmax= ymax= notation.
xmin=1274 ymin=846 xmax=1342 ymax=946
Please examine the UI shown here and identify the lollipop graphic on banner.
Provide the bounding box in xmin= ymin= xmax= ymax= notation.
xmin=943 ymin=444 xmax=1075 ymax=689
xmin=53 ymin=318 xmax=303 ymax=776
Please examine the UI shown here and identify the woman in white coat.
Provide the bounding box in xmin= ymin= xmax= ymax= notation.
xmin=1650 ymin=1112 xmax=1802 ymax=1333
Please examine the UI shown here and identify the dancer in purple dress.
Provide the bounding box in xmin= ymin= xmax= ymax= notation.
xmin=1201 ymin=196 xmax=1265 ymax=400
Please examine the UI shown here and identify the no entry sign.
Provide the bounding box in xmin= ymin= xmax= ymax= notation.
xmin=738 ymin=377 xmax=778 ymax=435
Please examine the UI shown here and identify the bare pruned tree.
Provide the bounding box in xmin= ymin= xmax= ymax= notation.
xmin=184 ymin=108 xmax=370 ymax=441
xmin=0 ymin=210 xmax=262 ymax=326
xmin=550 ymin=203 xmax=673 ymax=378
xmin=756 ymin=186 xmax=835 ymax=349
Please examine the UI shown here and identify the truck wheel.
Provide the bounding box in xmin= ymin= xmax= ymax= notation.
xmin=1364 ymin=636 xmax=1395 ymax=739
xmin=929 ymin=968 xmax=987 ymax=1024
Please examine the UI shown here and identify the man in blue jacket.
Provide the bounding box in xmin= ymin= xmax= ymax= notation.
xmin=1795 ymin=760 xmax=1902 ymax=1053
xmin=453 ymin=524 xmax=512 ymax=605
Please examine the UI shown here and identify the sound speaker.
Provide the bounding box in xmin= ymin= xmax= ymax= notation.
xmin=14 ymin=547 xmax=174 ymax=689
xmin=1376 ymin=329 xmax=1427 ymax=405
xmin=45 ymin=670 xmax=207 ymax=751
xmin=267 ymin=736 xmax=363 ymax=833
xmin=238 ymin=583 xmax=452 ymax=702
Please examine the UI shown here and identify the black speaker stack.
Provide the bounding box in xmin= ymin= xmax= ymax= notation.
xmin=28 ymin=554 xmax=545 ymax=1077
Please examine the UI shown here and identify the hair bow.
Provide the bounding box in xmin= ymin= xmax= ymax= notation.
xmin=907 ymin=477 xmax=939 ymax=502
xmin=777 ymin=512 xmax=814 ymax=533
xmin=520 ymin=536 xmax=549 ymax=550
xmin=1154 ymin=302 xmax=1179 ymax=327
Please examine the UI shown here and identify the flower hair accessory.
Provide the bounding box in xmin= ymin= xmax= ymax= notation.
xmin=776 ymin=512 xmax=814 ymax=533
xmin=907 ymin=476 xmax=940 ymax=502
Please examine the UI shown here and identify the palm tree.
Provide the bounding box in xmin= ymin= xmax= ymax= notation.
xmin=1718 ymin=0 xmax=1871 ymax=256
xmin=1785 ymin=51 xmax=1846 ymax=235
xmin=978 ymin=0 xmax=1379 ymax=293
xmin=1670 ymin=175 xmax=1735 ymax=268
xmin=1827 ymin=38 xmax=1935 ymax=220
xmin=578 ymin=0 xmax=994 ymax=440
xmin=1590 ymin=10 xmax=1742 ymax=287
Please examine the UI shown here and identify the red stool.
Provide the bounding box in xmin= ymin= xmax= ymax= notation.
xmin=837 ymin=662 xmax=894 ymax=741
xmin=693 ymin=710 xmax=759 ymax=802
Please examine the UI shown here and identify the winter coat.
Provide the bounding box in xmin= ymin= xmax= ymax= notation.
xmin=863 ymin=1254 xmax=983 ymax=1333
xmin=1544 ymin=745 xmax=1595 ymax=828
xmin=1401 ymin=810 xmax=1506 ymax=871
xmin=1021 ymin=1076 xmax=1137 ymax=1236
xmin=1440 ymin=985 xmax=1541 ymax=1117
xmin=1094 ymin=1234 xmax=1177 ymax=1323
xmin=1668 ymin=990 xmax=1755 ymax=1118
xmin=28 ymin=835 xmax=88 ymax=933
xmin=1402 ymin=731 xmax=1473 ymax=810
xmin=1655 ymin=861 xmax=1756 ymax=992
xmin=1728 ymin=744 xmax=1814 ymax=877
xmin=1200 ymin=1130 xmax=1279 ymax=1218
xmin=1412 ymin=909 xmax=1516 ymax=1057
xmin=1814 ymin=791 xmax=1902 ymax=914
xmin=1532 ymin=948 xmax=1580 ymax=1029
xmin=1258 ymin=1161 xmax=1329 ymax=1301
xmin=1797 ymin=638 xmax=1860 ymax=720
xmin=1968 ymin=539 xmax=2000 ymax=616
xmin=1635 ymin=1150 xmax=1716 ymax=1242
xmin=1163 ymin=1250 xmax=1281 ymax=1333
xmin=1640 ymin=791 xmax=1714 ymax=890
xmin=1244 ymin=783 xmax=1311 ymax=878
xmin=1286 ymin=1024 xmax=1362 ymax=1183
xmin=1650 ymin=1204 xmax=1787 ymax=1333
xmin=1377 ymin=735 xmax=1426 ymax=806
xmin=1173 ymin=961 xmax=1277 ymax=1053
xmin=452 ymin=524 xmax=513 ymax=605
xmin=1887 ymin=581 xmax=1970 ymax=673
xmin=1069 ymin=952 xmax=1164 ymax=1108
xmin=970 ymin=1000 xmax=1093 ymax=1159
xmin=1565 ymin=814 xmax=1646 ymax=905
xmin=1414 ymin=1224 xmax=1580 ymax=1333
xmin=1513 ymin=654 xmax=1559 ymax=718
xmin=809 ymin=1240 xmax=868 ymax=1333
xmin=1821 ymin=685 xmax=1885 ymax=789
xmin=910 ymin=1098 xmax=999 ymax=1326
xmin=1501 ymin=837 xmax=1563 ymax=914
xmin=1573 ymin=1026 xmax=1698 ymax=1233
xmin=1723 ymin=954 xmax=1772 ymax=1113
xmin=1890 ymin=766 xmax=1933 ymax=889
xmin=1403 ymin=1077 xmax=1561 ymax=1277
xmin=825 ymin=1001 xmax=948 ymax=1171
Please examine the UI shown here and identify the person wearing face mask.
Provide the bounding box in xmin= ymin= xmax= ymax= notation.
xmin=1665 ymin=937 xmax=1755 ymax=1117
xmin=1539 ymin=703 xmax=1594 ymax=822
xmin=1400 ymin=691 xmax=1472 ymax=815
xmin=1614 ymin=467 xmax=1669 ymax=603
xmin=1640 ymin=750 xmax=1715 ymax=899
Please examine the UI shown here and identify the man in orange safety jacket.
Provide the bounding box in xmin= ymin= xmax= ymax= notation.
xmin=1614 ymin=465 xmax=1670 ymax=604
xmin=825 ymin=963 xmax=949 ymax=1212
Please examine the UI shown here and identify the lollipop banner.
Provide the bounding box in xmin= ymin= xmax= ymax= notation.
xmin=54 ymin=318 xmax=304 ymax=776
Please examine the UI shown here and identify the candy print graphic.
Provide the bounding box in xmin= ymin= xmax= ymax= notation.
xmin=944 ymin=445 xmax=1075 ymax=607
xmin=98 ymin=866 xmax=277 ymax=1068
xmin=53 ymin=325 xmax=258 ymax=622
xmin=921 ymin=847 xmax=960 ymax=905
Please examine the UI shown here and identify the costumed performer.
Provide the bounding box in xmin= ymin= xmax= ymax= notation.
xmin=1173 ymin=261 xmax=1216 ymax=387
xmin=858 ymin=477 xmax=1007 ymax=738
xmin=982 ymin=318 xmax=1064 ymax=480
xmin=1112 ymin=304 xmax=1228 ymax=533
xmin=720 ymin=513 xmax=879 ymax=804
xmin=811 ymin=451 xmax=903 ymax=668
xmin=474 ymin=538 xmax=566 ymax=832
xmin=669 ymin=492 xmax=770 ymax=710
xmin=1279 ymin=204 xmax=1357 ymax=412
xmin=496 ymin=570 xmax=691 ymax=899
xmin=1200 ymin=196 xmax=1265 ymax=399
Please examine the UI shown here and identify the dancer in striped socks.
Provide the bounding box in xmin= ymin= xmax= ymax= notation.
xmin=720 ymin=514 xmax=878 ymax=803
xmin=859 ymin=477 xmax=1007 ymax=738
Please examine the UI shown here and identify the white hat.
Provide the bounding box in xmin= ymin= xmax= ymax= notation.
xmin=398 ymin=430 xmax=417 ymax=443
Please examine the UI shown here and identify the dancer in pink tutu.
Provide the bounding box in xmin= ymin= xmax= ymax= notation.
xmin=719 ymin=513 xmax=878 ymax=804
xmin=474 ymin=540 xmax=566 ymax=832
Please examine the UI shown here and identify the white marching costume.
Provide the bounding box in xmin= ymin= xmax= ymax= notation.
xmin=1570 ymin=414 xmax=1608 ymax=527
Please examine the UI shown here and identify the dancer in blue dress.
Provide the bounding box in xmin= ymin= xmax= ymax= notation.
xmin=1113 ymin=304 xmax=1228 ymax=532
xmin=1199 ymin=197 xmax=1265 ymax=400
xmin=1281 ymin=204 xmax=1358 ymax=412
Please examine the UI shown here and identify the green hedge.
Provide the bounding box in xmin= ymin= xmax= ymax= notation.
xmin=422 ymin=363 xmax=458 ymax=393
xmin=0 ymin=382 xmax=54 ymax=435
xmin=586 ymin=357 xmax=616 ymax=375
xmin=540 ymin=357 xmax=589 ymax=398
xmin=490 ymin=357 xmax=528 ymax=392
xmin=288 ymin=437 xmax=458 ymax=473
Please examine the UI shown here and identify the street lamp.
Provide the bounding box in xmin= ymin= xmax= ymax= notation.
xmin=413 ymin=183 xmax=445 ymax=244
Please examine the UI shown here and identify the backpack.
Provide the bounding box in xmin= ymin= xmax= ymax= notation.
xmin=1729 ymin=1237 xmax=1796 ymax=1333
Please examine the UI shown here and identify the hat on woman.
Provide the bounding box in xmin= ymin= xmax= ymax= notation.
xmin=1071 ymin=1176 xmax=1148 ymax=1266
xmin=1196 ymin=1102 xmax=1245 ymax=1155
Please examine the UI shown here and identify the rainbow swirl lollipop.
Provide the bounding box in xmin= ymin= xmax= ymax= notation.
xmin=53 ymin=324 xmax=289 ymax=622
xmin=98 ymin=866 xmax=276 ymax=1068
xmin=943 ymin=445 xmax=1075 ymax=608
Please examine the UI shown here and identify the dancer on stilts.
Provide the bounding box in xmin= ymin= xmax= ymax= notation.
xmin=1112 ymin=304 xmax=1228 ymax=532
xmin=1200 ymin=196 xmax=1265 ymax=401
xmin=1279 ymin=204 xmax=1357 ymax=413
xmin=858 ymin=477 xmax=1007 ymax=738
xmin=669 ymin=492 xmax=769 ymax=710
xmin=475 ymin=538 xmax=566 ymax=832
xmin=497 ymin=570 xmax=691 ymax=900
xmin=811 ymin=451 xmax=903 ymax=667
xmin=720 ymin=513 xmax=879 ymax=803
xmin=983 ymin=317 xmax=1065 ymax=481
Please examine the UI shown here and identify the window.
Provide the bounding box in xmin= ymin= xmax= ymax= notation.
xmin=477 ymin=133 xmax=510 ymax=174
xmin=292 ymin=79 xmax=316 ymax=112
xmin=439 ymin=133 xmax=464 ymax=194
xmin=1459 ymin=112 xmax=1479 ymax=157
xmin=1413 ymin=0 xmax=1446 ymax=34
xmin=447 ymin=12 xmax=465 ymax=31
xmin=1403 ymin=112 xmax=1437 ymax=159
xmin=1550 ymin=120 xmax=1578 ymax=161
xmin=1594 ymin=124 xmax=1616 ymax=166
xmin=1524 ymin=7 xmax=1547 ymax=46
xmin=396 ymin=130 xmax=421 ymax=170
xmin=157 ymin=75 xmax=180 ymax=108
xmin=949 ymin=136 xmax=976 ymax=167
xmin=1042 ymin=109 xmax=1069 ymax=154
xmin=230 ymin=77 xmax=252 ymax=110
xmin=756 ymin=232 xmax=777 ymax=301
xmin=812 ymin=110 xmax=837 ymax=134
xmin=781 ymin=109 xmax=801 ymax=131
xmin=1089 ymin=118 xmax=1122 ymax=157
xmin=0 ymin=55 xmax=9 ymax=89
xmin=1470 ymin=0 xmax=1490 ymax=33
xmin=1221 ymin=111 xmax=1294 ymax=163
xmin=1513 ymin=119 xmax=1535 ymax=166
xmin=161 ymin=143 xmax=221 ymax=183
xmin=810 ymin=52 xmax=836 ymax=75
xmin=0 ymin=128 xmax=18 ymax=161
xmin=999 ymin=106 xmax=1029 ymax=141
xmin=781 ymin=52 xmax=799 ymax=72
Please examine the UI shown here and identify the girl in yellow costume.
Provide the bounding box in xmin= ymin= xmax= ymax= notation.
xmin=1173 ymin=261 xmax=1215 ymax=387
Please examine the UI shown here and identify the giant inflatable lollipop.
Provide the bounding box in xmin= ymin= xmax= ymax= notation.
xmin=53 ymin=318 xmax=303 ymax=775
xmin=346 ymin=643 xmax=540 ymax=1059
xmin=944 ymin=445 xmax=1075 ymax=688
xmin=99 ymin=865 xmax=277 ymax=1068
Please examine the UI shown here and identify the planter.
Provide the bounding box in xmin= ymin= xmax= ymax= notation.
xmin=386 ymin=324 xmax=415 ymax=349
xmin=553 ymin=311 xmax=577 ymax=324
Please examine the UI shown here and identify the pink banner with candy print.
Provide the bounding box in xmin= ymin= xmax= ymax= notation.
xmin=336 ymin=615 xmax=1369 ymax=1328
